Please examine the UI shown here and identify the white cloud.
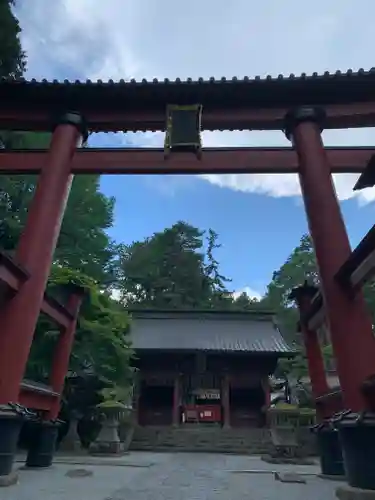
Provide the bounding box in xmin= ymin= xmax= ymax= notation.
xmin=110 ymin=288 xmax=121 ymax=302
xmin=233 ymin=287 xmax=263 ymax=301
xmin=201 ymin=129 xmax=375 ymax=203
xmin=14 ymin=0 xmax=375 ymax=204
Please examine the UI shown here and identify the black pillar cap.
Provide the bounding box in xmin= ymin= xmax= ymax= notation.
xmin=284 ymin=106 xmax=326 ymax=141
xmin=52 ymin=111 xmax=88 ymax=142
xmin=353 ymin=154 xmax=375 ymax=191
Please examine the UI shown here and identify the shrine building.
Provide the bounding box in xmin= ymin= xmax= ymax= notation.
xmin=130 ymin=310 xmax=292 ymax=428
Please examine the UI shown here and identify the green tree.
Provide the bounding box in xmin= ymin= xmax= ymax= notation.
xmin=55 ymin=175 xmax=117 ymax=285
xmin=26 ymin=265 xmax=133 ymax=387
xmin=118 ymin=221 xmax=232 ymax=309
xmin=0 ymin=0 xmax=27 ymax=149
xmin=0 ymin=133 xmax=52 ymax=251
xmin=264 ymin=234 xmax=353 ymax=379
xmin=232 ymin=292 xmax=262 ymax=311
xmin=0 ymin=170 xmax=117 ymax=285
xmin=261 ymin=234 xmax=318 ymax=344
xmin=0 ymin=0 xmax=25 ymax=78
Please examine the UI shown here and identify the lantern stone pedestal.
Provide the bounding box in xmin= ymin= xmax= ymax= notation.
xmin=118 ymin=416 xmax=135 ymax=453
xmin=265 ymin=406 xmax=302 ymax=464
xmin=89 ymin=417 xmax=123 ymax=455
xmin=59 ymin=418 xmax=81 ymax=452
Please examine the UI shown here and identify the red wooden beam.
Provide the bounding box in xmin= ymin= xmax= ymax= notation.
xmin=0 ymin=147 xmax=374 ymax=175
xmin=19 ymin=380 xmax=58 ymax=411
xmin=306 ymin=224 xmax=375 ymax=331
xmin=0 ymin=251 xmax=73 ymax=327
xmin=336 ymin=224 xmax=375 ymax=291
xmin=0 ymin=251 xmax=28 ymax=291
xmin=1 ymin=101 xmax=375 ymax=132
xmin=41 ymin=294 xmax=73 ymax=329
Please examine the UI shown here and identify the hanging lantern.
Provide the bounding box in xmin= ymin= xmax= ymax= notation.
xmin=164 ymin=104 xmax=203 ymax=158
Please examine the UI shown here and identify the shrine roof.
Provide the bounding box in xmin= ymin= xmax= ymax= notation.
xmin=1 ymin=68 xmax=375 ymax=132
xmin=129 ymin=310 xmax=293 ymax=356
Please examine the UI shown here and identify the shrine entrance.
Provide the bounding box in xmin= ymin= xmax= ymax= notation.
xmin=138 ymin=384 xmax=174 ymax=427
xmin=2 ymin=74 xmax=375 ymax=487
xmin=230 ymin=385 xmax=265 ymax=428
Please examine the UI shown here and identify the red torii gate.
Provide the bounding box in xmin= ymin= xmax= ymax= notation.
xmin=1 ymin=73 xmax=375 ymax=489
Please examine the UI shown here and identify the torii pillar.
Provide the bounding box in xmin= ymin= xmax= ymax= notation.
xmin=0 ymin=112 xmax=87 ymax=405
xmin=285 ymin=107 xmax=375 ymax=412
xmin=0 ymin=112 xmax=86 ymax=479
xmin=290 ymin=283 xmax=331 ymax=419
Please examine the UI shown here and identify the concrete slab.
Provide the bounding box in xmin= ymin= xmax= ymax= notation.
xmin=274 ymin=471 xmax=307 ymax=483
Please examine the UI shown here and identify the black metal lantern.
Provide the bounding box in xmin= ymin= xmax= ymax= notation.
xmin=164 ymin=104 xmax=203 ymax=158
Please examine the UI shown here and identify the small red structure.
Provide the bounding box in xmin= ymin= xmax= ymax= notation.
xmin=183 ymin=404 xmax=222 ymax=424
xmin=1 ymin=72 xmax=375 ymax=486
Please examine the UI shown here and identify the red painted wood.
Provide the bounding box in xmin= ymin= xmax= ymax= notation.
xmin=0 ymin=147 xmax=374 ymax=175
xmin=183 ymin=404 xmax=221 ymax=423
xmin=293 ymin=290 xmax=331 ymax=419
xmin=1 ymin=101 xmax=375 ymax=133
xmin=0 ymin=123 xmax=82 ymax=405
xmin=262 ymin=377 xmax=271 ymax=407
xmin=0 ymin=251 xmax=76 ymax=328
xmin=292 ymin=120 xmax=375 ymax=412
xmin=19 ymin=388 xmax=58 ymax=411
xmin=41 ymin=294 xmax=73 ymax=328
xmin=47 ymin=292 xmax=84 ymax=419
xmin=221 ymin=375 xmax=230 ymax=427
xmin=172 ymin=375 xmax=181 ymax=426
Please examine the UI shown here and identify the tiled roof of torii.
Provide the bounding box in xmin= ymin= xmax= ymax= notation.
xmin=1 ymin=67 xmax=374 ymax=85
xmin=1 ymin=68 xmax=374 ymax=132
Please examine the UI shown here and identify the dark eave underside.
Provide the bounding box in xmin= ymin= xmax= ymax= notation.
xmin=1 ymin=68 xmax=375 ymax=132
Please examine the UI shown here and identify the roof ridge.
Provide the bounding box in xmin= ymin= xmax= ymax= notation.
xmin=0 ymin=68 xmax=374 ymax=85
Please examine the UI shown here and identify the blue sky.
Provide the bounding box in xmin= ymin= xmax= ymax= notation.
xmin=14 ymin=0 xmax=375 ymax=297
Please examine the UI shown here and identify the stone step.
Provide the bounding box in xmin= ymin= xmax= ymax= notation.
xmin=130 ymin=426 xmax=273 ymax=454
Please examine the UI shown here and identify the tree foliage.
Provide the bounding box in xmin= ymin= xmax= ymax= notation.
xmin=0 ymin=0 xmax=27 ymax=149
xmin=0 ymin=0 xmax=25 ymax=78
xmin=0 ymin=168 xmax=118 ymax=284
xmin=26 ymin=266 xmax=133 ymax=383
xmin=118 ymin=221 xmax=234 ymax=309
xmin=261 ymin=234 xmax=318 ymax=344
xmin=25 ymin=265 xmax=134 ymax=421
xmin=262 ymin=233 xmax=375 ymax=382
xmin=117 ymin=220 xmax=264 ymax=311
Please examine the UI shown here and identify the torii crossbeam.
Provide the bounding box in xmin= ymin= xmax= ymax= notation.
xmin=0 ymin=146 xmax=374 ymax=175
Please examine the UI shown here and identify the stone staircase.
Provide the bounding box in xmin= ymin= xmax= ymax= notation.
xmin=130 ymin=425 xmax=273 ymax=454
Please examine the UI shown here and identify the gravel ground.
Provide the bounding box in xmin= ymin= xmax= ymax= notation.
xmin=0 ymin=452 xmax=343 ymax=500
